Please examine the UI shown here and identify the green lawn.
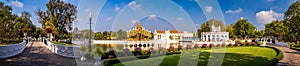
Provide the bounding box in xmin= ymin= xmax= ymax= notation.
xmin=112 ymin=47 xmax=277 ymax=66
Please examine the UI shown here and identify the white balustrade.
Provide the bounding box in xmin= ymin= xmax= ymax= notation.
xmin=0 ymin=41 xmax=27 ymax=59
xmin=44 ymin=40 xmax=80 ymax=58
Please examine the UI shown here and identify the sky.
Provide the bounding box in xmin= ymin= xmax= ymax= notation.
xmin=0 ymin=0 xmax=298 ymax=32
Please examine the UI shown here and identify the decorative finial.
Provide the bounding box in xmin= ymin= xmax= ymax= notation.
xmin=136 ymin=21 xmax=142 ymax=30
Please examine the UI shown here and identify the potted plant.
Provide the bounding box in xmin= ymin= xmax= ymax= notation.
xmin=79 ymin=45 xmax=88 ymax=61
xmin=91 ymin=47 xmax=105 ymax=66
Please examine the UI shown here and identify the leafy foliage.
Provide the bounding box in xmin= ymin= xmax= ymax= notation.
xmin=233 ymin=19 xmax=256 ymax=39
xmin=0 ymin=2 xmax=36 ymax=42
xmin=37 ymin=0 xmax=77 ymax=40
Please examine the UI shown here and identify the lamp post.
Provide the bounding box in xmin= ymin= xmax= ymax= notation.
xmin=88 ymin=13 xmax=92 ymax=52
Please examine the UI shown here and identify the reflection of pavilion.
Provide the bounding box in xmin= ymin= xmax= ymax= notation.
xmin=200 ymin=23 xmax=229 ymax=41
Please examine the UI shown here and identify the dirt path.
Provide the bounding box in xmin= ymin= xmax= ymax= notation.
xmin=267 ymin=44 xmax=300 ymax=66
xmin=0 ymin=42 xmax=76 ymax=66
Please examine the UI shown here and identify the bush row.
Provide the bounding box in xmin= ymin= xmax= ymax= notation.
xmin=103 ymin=51 xmax=181 ymax=66
xmin=265 ymin=46 xmax=283 ymax=66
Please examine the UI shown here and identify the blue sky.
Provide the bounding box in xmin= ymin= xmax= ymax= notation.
xmin=1 ymin=0 xmax=298 ymax=32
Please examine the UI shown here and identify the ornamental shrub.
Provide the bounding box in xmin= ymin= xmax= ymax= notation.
xmin=222 ymin=43 xmax=226 ymax=47
xmin=194 ymin=44 xmax=199 ymax=49
xmin=201 ymin=44 xmax=207 ymax=48
xmin=186 ymin=44 xmax=192 ymax=49
xmin=209 ymin=44 xmax=214 ymax=48
xmin=178 ymin=45 xmax=182 ymax=51
xmin=168 ymin=46 xmax=175 ymax=52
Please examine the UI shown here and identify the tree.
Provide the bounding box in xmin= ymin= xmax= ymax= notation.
xmin=14 ymin=11 xmax=36 ymax=38
xmin=233 ymin=19 xmax=256 ymax=39
xmin=116 ymin=29 xmax=127 ymax=40
xmin=226 ymin=24 xmax=236 ymax=38
xmin=80 ymin=30 xmax=94 ymax=39
xmin=282 ymin=1 xmax=300 ymax=42
xmin=37 ymin=0 xmax=77 ymax=40
xmin=94 ymin=32 xmax=104 ymax=40
xmin=0 ymin=2 xmax=36 ymax=43
xmin=265 ymin=20 xmax=287 ymax=40
xmin=197 ymin=19 xmax=226 ymax=37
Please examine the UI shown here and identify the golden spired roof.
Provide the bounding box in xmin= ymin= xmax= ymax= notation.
xmin=136 ymin=21 xmax=142 ymax=30
xmin=127 ymin=21 xmax=152 ymax=41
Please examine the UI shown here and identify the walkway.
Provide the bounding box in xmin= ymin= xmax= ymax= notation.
xmin=0 ymin=42 xmax=76 ymax=66
xmin=267 ymin=44 xmax=300 ymax=66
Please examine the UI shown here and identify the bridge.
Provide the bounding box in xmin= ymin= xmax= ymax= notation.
xmin=0 ymin=42 xmax=76 ymax=66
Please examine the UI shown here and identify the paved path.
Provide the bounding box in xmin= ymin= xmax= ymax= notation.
xmin=0 ymin=42 xmax=76 ymax=66
xmin=267 ymin=44 xmax=300 ymax=66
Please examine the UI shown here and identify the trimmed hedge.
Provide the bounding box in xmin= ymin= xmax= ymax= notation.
xmin=264 ymin=46 xmax=283 ymax=66
xmin=103 ymin=51 xmax=181 ymax=66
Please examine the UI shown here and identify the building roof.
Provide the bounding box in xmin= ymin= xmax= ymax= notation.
xmin=170 ymin=30 xmax=181 ymax=33
xmin=155 ymin=30 xmax=181 ymax=34
xmin=156 ymin=30 xmax=165 ymax=33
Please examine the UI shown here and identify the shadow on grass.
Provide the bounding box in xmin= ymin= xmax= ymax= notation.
xmin=113 ymin=51 xmax=271 ymax=66
xmin=159 ymin=52 xmax=270 ymax=66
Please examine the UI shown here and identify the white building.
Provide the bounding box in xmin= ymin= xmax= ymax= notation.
xmin=153 ymin=30 xmax=196 ymax=42
xmin=201 ymin=23 xmax=229 ymax=41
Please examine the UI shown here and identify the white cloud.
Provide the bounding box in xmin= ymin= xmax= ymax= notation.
xmin=176 ymin=18 xmax=183 ymax=21
xmin=105 ymin=17 xmax=113 ymax=22
xmin=128 ymin=1 xmax=141 ymax=10
xmin=114 ymin=5 xmax=120 ymax=12
xmin=10 ymin=0 xmax=23 ymax=8
xmin=256 ymin=10 xmax=284 ymax=25
xmin=205 ymin=6 xmax=213 ymax=13
xmin=131 ymin=20 xmax=137 ymax=24
xmin=195 ymin=24 xmax=200 ymax=26
xmin=226 ymin=8 xmax=242 ymax=14
xmin=148 ymin=14 xmax=158 ymax=21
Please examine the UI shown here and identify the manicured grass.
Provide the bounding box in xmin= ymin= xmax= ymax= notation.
xmin=112 ymin=47 xmax=277 ymax=66
xmin=51 ymin=41 xmax=74 ymax=46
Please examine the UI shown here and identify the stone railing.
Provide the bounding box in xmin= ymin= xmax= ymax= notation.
xmin=45 ymin=40 xmax=81 ymax=58
xmin=0 ymin=41 xmax=27 ymax=59
xmin=275 ymin=40 xmax=288 ymax=47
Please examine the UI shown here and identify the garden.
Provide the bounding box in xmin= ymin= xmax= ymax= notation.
xmin=76 ymin=40 xmax=282 ymax=66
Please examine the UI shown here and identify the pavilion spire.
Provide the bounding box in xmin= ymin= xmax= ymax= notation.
xmin=136 ymin=21 xmax=142 ymax=30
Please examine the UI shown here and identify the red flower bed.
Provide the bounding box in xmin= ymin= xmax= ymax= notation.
xmin=209 ymin=44 xmax=214 ymax=48
xmin=186 ymin=44 xmax=192 ymax=49
xmin=168 ymin=46 xmax=175 ymax=52
xmin=194 ymin=44 xmax=199 ymax=49
xmin=234 ymin=43 xmax=239 ymax=46
xmin=135 ymin=47 xmax=142 ymax=52
xmin=201 ymin=44 xmax=207 ymax=48
xmin=222 ymin=43 xmax=226 ymax=47
xmin=178 ymin=45 xmax=182 ymax=51
xmin=246 ymin=42 xmax=252 ymax=46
